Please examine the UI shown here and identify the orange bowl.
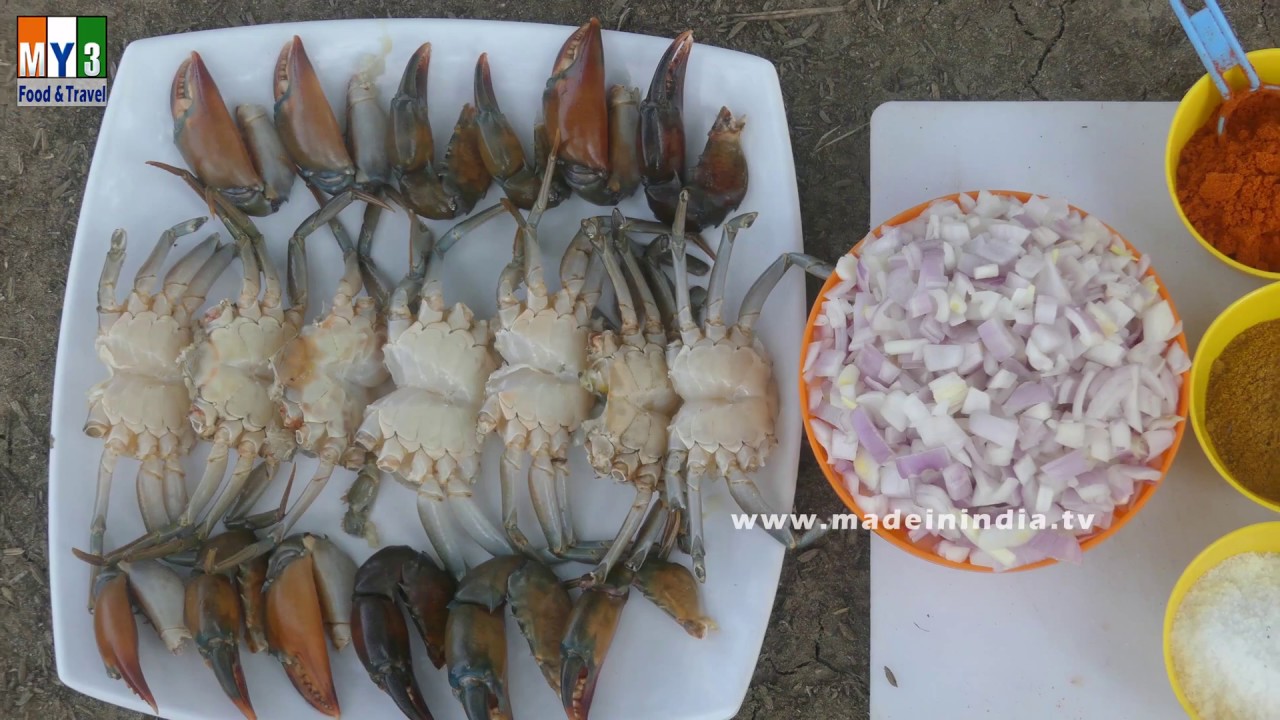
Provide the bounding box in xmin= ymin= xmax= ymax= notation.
xmin=800 ymin=191 xmax=1191 ymax=572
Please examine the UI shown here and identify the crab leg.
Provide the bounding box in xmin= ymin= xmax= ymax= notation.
xmin=137 ymin=458 xmax=170 ymax=532
xmin=417 ymin=480 xmax=469 ymax=580
xmin=614 ymin=223 xmax=665 ymax=340
xmin=347 ymin=65 xmax=392 ymax=192
xmin=667 ymin=191 xmax=699 ymax=341
xmin=224 ymin=460 xmax=277 ymax=525
xmin=343 ymin=459 xmax=382 ymax=547
xmin=87 ymin=447 xmax=119 ymax=605
xmin=624 ymin=494 xmax=670 ymax=572
xmin=737 ymin=251 xmax=833 ymax=333
xmin=120 ymin=559 xmax=191 ymax=652
xmin=180 ymin=238 xmax=236 ymax=312
xmin=161 ymin=455 xmax=188 ymax=528
xmin=703 ymin=212 xmax=756 ymax=326
xmin=235 ymin=103 xmax=296 ymax=210
xmin=135 ymin=217 xmax=208 ymax=295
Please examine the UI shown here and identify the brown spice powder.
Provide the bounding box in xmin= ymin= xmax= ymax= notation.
xmin=1205 ymin=317 xmax=1280 ymax=503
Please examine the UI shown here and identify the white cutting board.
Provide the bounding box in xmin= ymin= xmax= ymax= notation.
xmin=869 ymin=101 xmax=1276 ymax=719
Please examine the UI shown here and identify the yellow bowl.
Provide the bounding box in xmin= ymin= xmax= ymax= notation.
xmin=1163 ymin=521 xmax=1280 ymax=718
xmin=1189 ymin=281 xmax=1280 ymax=512
xmin=1165 ymin=48 xmax=1280 ymax=279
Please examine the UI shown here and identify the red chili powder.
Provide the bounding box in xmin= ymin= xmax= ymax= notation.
xmin=1176 ymin=90 xmax=1280 ymax=272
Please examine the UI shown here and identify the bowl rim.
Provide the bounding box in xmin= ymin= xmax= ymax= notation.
xmin=1161 ymin=521 xmax=1280 ymax=720
xmin=1164 ymin=47 xmax=1280 ymax=280
xmin=799 ymin=190 xmax=1192 ymax=573
xmin=1188 ymin=281 xmax=1280 ymax=513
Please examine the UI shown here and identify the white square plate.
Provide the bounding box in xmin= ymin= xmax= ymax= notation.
xmin=49 ymin=18 xmax=806 ymax=720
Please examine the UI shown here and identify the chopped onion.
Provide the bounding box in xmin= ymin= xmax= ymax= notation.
xmin=805 ymin=193 xmax=1183 ymax=569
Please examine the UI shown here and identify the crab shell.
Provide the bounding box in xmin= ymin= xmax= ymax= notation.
xmin=360 ymin=303 xmax=498 ymax=482
xmin=666 ymin=335 xmax=778 ymax=473
xmin=583 ymin=332 xmax=679 ymax=481
xmin=271 ymin=296 xmax=388 ymax=468
xmin=180 ymin=298 xmax=300 ymax=462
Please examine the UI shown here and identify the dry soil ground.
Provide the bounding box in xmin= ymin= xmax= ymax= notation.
xmin=0 ymin=1 xmax=1274 ymax=718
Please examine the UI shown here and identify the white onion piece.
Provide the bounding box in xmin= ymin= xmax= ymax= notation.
xmin=806 ymin=193 xmax=1185 ymax=570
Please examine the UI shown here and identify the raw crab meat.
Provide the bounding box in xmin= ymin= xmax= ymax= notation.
xmin=478 ymin=155 xmax=608 ymax=562
xmin=579 ymin=211 xmax=681 ymax=584
xmin=101 ymin=183 xmax=356 ymax=563
xmin=663 ymin=191 xmax=832 ymax=581
xmin=85 ymin=217 xmax=234 ymax=602
xmin=355 ymin=205 xmax=522 ymax=577
xmin=216 ymin=193 xmax=390 ymax=569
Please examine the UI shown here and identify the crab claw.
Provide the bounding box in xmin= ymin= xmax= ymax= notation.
xmin=637 ymin=31 xmax=693 ymax=211
xmin=264 ymin=536 xmax=340 ymax=717
xmin=543 ymin=19 xmax=640 ymax=206
xmin=545 ymin=21 xmax=607 ymax=186
xmin=394 ymin=548 xmax=457 ymax=667
xmin=199 ymin=529 xmax=269 ymax=654
xmin=506 ymin=558 xmax=572 ymax=693
xmin=351 ymin=548 xmax=454 ymax=720
xmin=390 ymin=45 xmax=493 ymax=219
xmin=445 ymin=603 xmax=510 ymax=720
xmin=185 ymin=572 xmax=256 ymax=720
xmin=92 ymin=569 xmax=157 ymax=714
xmin=474 ymin=54 xmax=569 ymax=210
xmin=446 ymin=556 xmax=570 ymax=719
xmin=171 ymin=52 xmax=271 ymax=216
xmin=390 ymin=43 xmax=452 ymax=219
xmin=274 ymin=35 xmax=355 ymax=195
xmin=561 ymin=566 xmax=631 ymax=720
xmin=352 ymin=547 xmax=451 ymax=720
xmin=632 ymin=558 xmax=716 ymax=639
xmin=685 ymin=107 xmax=749 ymax=230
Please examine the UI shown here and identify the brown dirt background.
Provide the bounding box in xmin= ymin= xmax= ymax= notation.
xmin=0 ymin=0 xmax=1274 ymax=718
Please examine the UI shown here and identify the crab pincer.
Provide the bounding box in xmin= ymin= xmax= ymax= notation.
xmin=633 ymin=557 xmax=716 ymax=639
xmin=390 ymin=44 xmax=493 ymax=220
xmin=473 ymin=53 xmax=569 ymax=210
xmin=274 ymin=35 xmax=356 ymax=195
xmin=170 ymin=52 xmax=273 ymax=216
xmin=351 ymin=546 xmax=456 ymax=720
xmin=445 ymin=556 xmax=572 ymax=720
xmin=638 ymin=32 xmax=749 ymax=231
xmin=186 ymin=527 xmax=261 ymax=717
xmin=543 ymin=18 xmax=641 ymax=205
xmin=92 ymin=568 xmax=157 ymax=714
xmin=87 ymin=558 xmax=192 ymax=714
xmin=263 ymin=534 xmax=356 ymax=717
xmin=560 ymin=566 xmax=631 ymax=720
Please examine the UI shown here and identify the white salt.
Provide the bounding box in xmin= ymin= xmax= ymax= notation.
xmin=1170 ymin=552 xmax=1280 ymax=719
